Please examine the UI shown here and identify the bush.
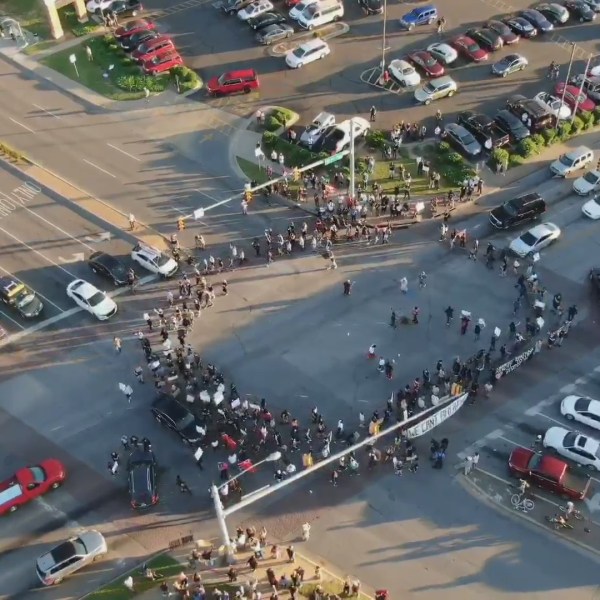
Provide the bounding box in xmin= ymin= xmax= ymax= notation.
xmin=71 ymin=24 xmax=99 ymax=36
xmin=541 ymin=128 xmax=557 ymax=146
xmin=557 ymin=121 xmax=572 ymax=141
xmin=103 ymin=34 xmax=115 ymax=45
xmin=594 ymin=107 xmax=600 ymax=123
xmin=365 ymin=129 xmax=387 ymax=149
xmin=262 ymin=131 xmax=277 ymax=148
xmin=516 ymin=138 xmax=540 ymax=158
xmin=115 ymin=74 xmax=168 ymax=93
xmin=437 ymin=141 xmax=451 ymax=154
xmin=262 ymin=107 xmax=295 ymax=132
xmin=491 ymin=147 xmax=509 ymax=168
xmin=446 ymin=151 xmax=463 ymax=164
xmin=264 ymin=115 xmax=281 ymax=132
xmin=170 ymin=66 xmax=202 ymax=92
xmin=109 ymin=43 xmax=119 ymax=51
xmin=508 ymin=153 xmax=526 ymax=168
xmin=121 ymin=57 xmax=133 ymax=66
xmin=571 ymin=115 xmax=585 ymax=134
xmin=580 ymin=111 xmax=595 ymax=130
xmin=531 ymin=133 xmax=545 ymax=148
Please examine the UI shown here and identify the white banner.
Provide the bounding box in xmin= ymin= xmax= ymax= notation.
xmin=405 ymin=393 xmax=469 ymax=439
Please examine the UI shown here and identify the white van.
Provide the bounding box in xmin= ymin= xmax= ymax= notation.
xmin=289 ymin=0 xmax=318 ymax=20
xmin=297 ymin=0 xmax=344 ymax=29
xmin=285 ymin=38 xmax=331 ymax=68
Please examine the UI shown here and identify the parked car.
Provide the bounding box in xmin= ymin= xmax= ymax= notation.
xmin=533 ymin=91 xmax=572 ymax=120
xmin=399 ymin=4 xmax=437 ymax=29
xmin=443 ymin=123 xmax=482 ymax=157
xmin=131 ymin=242 xmax=178 ymax=277
xmin=256 ymin=23 xmax=294 ymax=44
xmin=485 ymin=19 xmax=520 ymax=44
xmin=142 ymin=50 xmax=183 ymax=75
xmin=151 ymin=393 xmax=202 ymax=445
xmin=582 ymin=193 xmax=600 ymax=218
xmin=543 ymin=427 xmax=600 ymax=470
xmin=127 ymin=448 xmax=158 ymax=509
xmin=457 ymin=111 xmax=510 ymax=150
xmin=550 ymin=145 xmax=594 ymax=176
xmin=121 ymin=29 xmax=159 ymax=51
xmin=465 ymin=27 xmax=503 ymax=51
xmin=491 ymin=53 xmax=528 ymax=77
xmin=66 ymin=279 xmax=117 ymax=320
xmin=506 ymin=94 xmax=556 ymax=132
xmin=0 ymin=276 xmax=43 ymax=318
xmin=508 ymin=222 xmax=561 ymax=256
xmin=494 ymin=109 xmax=530 ymax=142
xmin=590 ymin=267 xmax=600 ymax=289
xmin=573 ymin=170 xmax=600 ymax=195
xmin=102 ymin=0 xmax=143 ymax=18
xmin=451 ymin=35 xmax=488 ymax=62
xmin=299 ymin=111 xmax=336 ymax=147
xmin=426 ymin=42 xmax=458 ymax=65
xmin=503 ymin=16 xmax=537 ymax=37
xmin=207 ymin=69 xmax=259 ymax=95
xmin=555 ymin=82 xmax=596 ymax=113
xmin=564 ymin=0 xmax=596 ymax=20
xmin=508 ymin=448 xmax=591 ymax=500
xmin=36 ymin=531 xmax=107 ymax=586
xmin=519 ymin=8 xmax=554 ymax=31
xmin=388 ymin=59 xmax=421 ymax=86
xmin=114 ymin=19 xmax=155 ymax=39
xmin=489 ymin=193 xmax=546 ymax=229
xmin=358 ymin=0 xmax=383 ymax=14
xmin=285 ymin=38 xmax=330 ymax=68
xmin=86 ymin=0 xmax=113 ymax=12
xmin=238 ymin=0 xmax=274 ymax=20
xmin=131 ymin=35 xmax=174 ymax=62
xmin=406 ymin=50 xmax=444 ymax=77
xmin=0 ymin=460 xmax=66 ymax=515
xmin=561 ymin=395 xmax=600 ymax=431
xmin=88 ymin=252 xmax=129 ymax=286
xmin=414 ymin=76 xmax=457 ymax=104
xmin=247 ymin=11 xmax=286 ymax=29
xmin=582 ymin=0 xmax=600 ymax=11
xmin=222 ymin=0 xmax=255 ymax=14
xmin=316 ymin=118 xmax=370 ymax=153
xmin=535 ymin=2 xmax=570 ymax=23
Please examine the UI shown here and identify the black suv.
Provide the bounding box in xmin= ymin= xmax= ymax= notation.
xmin=489 ymin=193 xmax=546 ymax=229
xmin=506 ymin=95 xmax=556 ymax=132
xmin=127 ymin=448 xmax=158 ymax=509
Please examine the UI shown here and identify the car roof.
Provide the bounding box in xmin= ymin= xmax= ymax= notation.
xmin=51 ymin=540 xmax=78 ymax=564
xmin=69 ymin=280 xmax=98 ymax=298
xmin=566 ymin=145 xmax=593 ymax=157
xmin=153 ymin=393 xmax=188 ymax=419
xmin=0 ymin=276 xmax=23 ymax=296
xmin=129 ymin=448 xmax=155 ymax=465
xmin=446 ymin=123 xmax=469 ymax=135
xmin=133 ymin=242 xmax=160 ymax=257
xmin=431 ymin=75 xmax=455 ymax=87
xmin=298 ymin=38 xmax=328 ymax=50
xmin=89 ymin=252 xmax=120 ymax=267
xmin=223 ymin=69 xmax=257 ymax=78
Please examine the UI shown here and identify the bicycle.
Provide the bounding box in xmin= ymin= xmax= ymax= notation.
xmin=559 ymin=505 xmax=584 ymax=520
xmin=511 ymin=493 xmax=535 ymax=512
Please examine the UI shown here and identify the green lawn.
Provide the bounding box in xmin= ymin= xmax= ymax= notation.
xmin=237 ymin=156 xmax=270 ymax=184
xmin=0 ymin=0 xmax=50 ymax=38
xmin=85 ymin=554 xmax=182 ymax=600
xmin=41 ymin=37 xmax=169 ymax=101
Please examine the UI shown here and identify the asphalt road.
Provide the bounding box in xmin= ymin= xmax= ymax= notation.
xmin=148 ymin=0 xmax=600 ymax=127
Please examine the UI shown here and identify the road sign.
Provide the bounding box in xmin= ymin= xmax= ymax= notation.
xmin=322 ymin=151 xmax=348 ymax=166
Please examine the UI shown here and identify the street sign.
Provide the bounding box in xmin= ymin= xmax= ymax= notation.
xmin=322 ymin=151 xmax=348 ymax=166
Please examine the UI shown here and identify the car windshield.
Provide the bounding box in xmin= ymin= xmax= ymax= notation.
xmin=574 ymin=397 xmax=591 ymax=412
xmin=422 ymin=82 xmax=436 ymax=94
xmin=559 ymin=154 xmax=575 ymax=167
xmin=88 ymin=291 xmax=106 ymax=307
xmin=330 ymin=130 xmax=345 ymax=141
xmin=460 ymin=131 xmax=476 ymax=145
xmin=176 ymin=412 xmax=195 ymax=430
xmin=467 ymin=42 xmax=479 ymax=53
xmin=157 ymin=253 xmax=172 ymax=268
xmin=527 ymin=453 xmax=542 ymax=470
xmin=28 ymin=466 xmax=46 ymax=483
xmin=14 ymin=288 xmax=35 ymax=308
xmin=292 ymin=47 xmax=306 ymax=58
xmin=584 ymin=172 xmax=600 ymax=184
xmin=519 ymin=231 xmax=538 ymax=246
xmin=424 ymin=56 xmax=436 ymax=67
xmin=72 ymin=539 xmax=87 ymax=555
xmin=563 ymin=432 xmax=578 ymax=447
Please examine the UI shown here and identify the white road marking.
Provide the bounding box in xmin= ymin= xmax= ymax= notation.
xmin=497 ymin=434 xmax=528 ymax=449
xmin=26 ymin=208 xmax=97 ymax=251
xmin=0 ymin=263 xmax=68 ymax=312
xmin=36 ymin=497 xmax=82 ymax=532
xmin=58 ymin=252 xmax=85 ymax=263
xmin=32 ymin=103 xmax=61 ymax=119
xmin=0 ymin=308 xmax=25 ymax=329
xmin=82 ymin=159 xmax=117 ymax=179
xmin=107 ymin=143 xmax=140 ymax=162
xmin=9 ymin=117 xmax=35 ymax=133
xmin=194 ymin=188 xmax=224 ymax=203
xmin=0 ymin=225 xmax=77 ymax=278
xmin=535 ymin=412 xmax=566 ymax=427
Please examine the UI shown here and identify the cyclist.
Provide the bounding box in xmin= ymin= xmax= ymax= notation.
xmin=518 ymin=479 xmax=530 ymax=495
xmin=564 ymin=500 xmax=575 ymax=519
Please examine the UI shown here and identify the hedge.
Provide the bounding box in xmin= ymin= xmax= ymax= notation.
xmin=433 ymin=142 xmax=476 ymax=186
xmin=171 ymin=66 xmax=203 ymax=92
xmin=264 ymin=108 xmax=296 ymax=133
xmin=262 ymin=132 xmax=328 ymax=167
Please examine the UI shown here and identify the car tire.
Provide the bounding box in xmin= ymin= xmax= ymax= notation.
xmin=502 ymin=72 xmax=507 ymax=78
xmin=9 ymin=505 xmax=17 ymax=513
xmin=319 ymin=53 xmax=326 ymax=59
xmin=447 ymin=90 xmax=455 ymax=97
xmin=580 ymin=16 xmax=585 ymax=21
xmin=424 ymin=98 xmax=431 ymax=105
xmin=51 ymin=481 xmax=61 ymax=490
xmin=564 ymin=413 xmax=574 ymax=420
xmin=586 ymin=463 xmax=597 ymax=471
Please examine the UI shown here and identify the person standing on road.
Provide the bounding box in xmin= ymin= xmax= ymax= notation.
xmin=128 ymin=213 xmax=136 ymax=230
xmin=444 ymin=305 xmax=454 ymax=326
xmin=301 ymin=523 xmax=311 ymax=541
xmin=418 ymin=271 xmax=427 ymax=288
xmin=113 ymin=336 xmax=122 ymax=353
xmin=134 ymin=366 xmax=144 ymax=383
xmin=369 ymin=105 xmax=377 ymax=122
xmin=412 ymin=306 xmax=420 ymax=324
xmin=144 ymin=87 xmax=150 ymax=102
xmin=120 ymin=435 xmax=130 ymax=451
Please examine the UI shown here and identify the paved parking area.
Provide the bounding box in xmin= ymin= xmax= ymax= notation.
xmin=148 ymin=0 xmax=600 ymax=126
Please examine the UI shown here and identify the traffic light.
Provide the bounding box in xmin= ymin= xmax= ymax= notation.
xmin=244 ymin=190 xmax=253 ymax=203
xmin=292 ymin=167 xmax=300 ymax=182
xmin=177 ymin=217 xmax=185 ymax=231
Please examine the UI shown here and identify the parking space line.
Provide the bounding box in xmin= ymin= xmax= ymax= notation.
xmin=8 ymin=117 xmax=35 ymax=133
xmin=0 ymin=225 xmax=78 ymax=279
xmin=0 ymin=263 xmax=68 ymax=313
xmin=497 ymin=434 xmax=528 ymax=449
xmin=0 ymin=308 xmax=25 ymax=329
xmin=535 ymin=412 xmax=566 ymax=427
xmin=106 ymin=143 xmax=140 ymax=162
xmin=82 ymin=159 xmax=117 ymax=179
xmin=32 ymin=103 xmax=61 ymax=120
xmin=26 ymin=208 xmax=96 ymax=252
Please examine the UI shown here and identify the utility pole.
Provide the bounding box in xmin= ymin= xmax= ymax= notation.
xmin=558 ymin=42 xmax=576 ymax=132
xmin=572 ymin=54 xmax=592 ymax=123
xmin=349 ymin=118 xmax=355 ymax=201
xmin=381 ymin=0 xmax=388 ymax=74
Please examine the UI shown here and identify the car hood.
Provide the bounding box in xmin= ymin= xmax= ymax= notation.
xmin=79 ymin=530 xmax=107 ymax=554
xmin=508 ymin=446 xmax=534 ymax=470
xmin=543 ymin=426 xmax=569 ymax=447
xmin=573 ymin=176 xmax=595 ymax=193
xmin=414 ymin=87 xmax=434 ymax=101
xmin=560 ymin=395 xmax=579 ymax=416
xmin=19 ymin=294 xmax=43 ymax=317
xmin=180 ymin=421 xmax=202 ymax=442
xmin=509 ymin=237 xmax=531 ymax=257
xmin=158 ymin=258 xmax=179 ymax=276
xmin=582 ymin=198 xmax=600 ymax=218
xmin=95 ymin=296 xmax=118 ymax=316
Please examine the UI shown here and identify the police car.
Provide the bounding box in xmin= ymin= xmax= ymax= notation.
xmin=131 ymin=243 xmax=178 ymax=277
xmin=0 ymin=276 xmax=44 ymax=318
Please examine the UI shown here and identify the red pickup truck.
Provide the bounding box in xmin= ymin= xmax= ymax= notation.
xmin=0 ymin=460 xmax=66 ymax=515
xmin=508 ymin=447 xmax=591 ymax=500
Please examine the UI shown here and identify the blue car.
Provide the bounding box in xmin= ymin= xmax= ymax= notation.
xmin=399 ymin=4 xmax=438 ymax=29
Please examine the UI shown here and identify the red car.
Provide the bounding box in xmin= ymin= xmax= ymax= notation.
xmin=0 ymin=460 xmax=66 ymax=515
xmin=554 ymin=82 xmax=596 ymax=113
xmin=132 ymin=35 xmax=175 ymax=63
xmin=451 ymin=35 xmax=488 ymax=62
xmin=114 ymin=18 xmax=155 ymax=39
xmin=406 ymin=50 xmax=444 ymax=78
xmin=143 ymin=50 xmax=183 ymax=75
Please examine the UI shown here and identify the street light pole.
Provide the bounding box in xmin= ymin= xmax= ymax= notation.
xmin=558 ymin=42 xmax=576 ymax=131
xmin=572 ymin=54 xmax=592 ymax=124
xmin=349 ymin=118 xmax=355 ymax=200
xmin=381 ymin=0 xmax=388 ymax=74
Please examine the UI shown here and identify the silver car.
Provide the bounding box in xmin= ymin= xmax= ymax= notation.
xmin=36 ymin=530 xmax=107 ymax=585
xmin=508 ymin=222 xmax=561 ymax=257
xmin=256 ymin=23 xmax=294 ymax=44
xmin=444 ymin=123 xmax=482 ymax=157
xmin=491 ymin=53 xmax=528 ymax=77
xmin=414 ymin=76 xmax=457 ymax=105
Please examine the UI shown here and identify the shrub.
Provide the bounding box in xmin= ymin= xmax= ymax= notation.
xmin=594 ymin=107 xmax=600 ymax=122
xmin=508 ymin=153 xmax=526 ymax=168
xmin=262 ymin=132 xmax=277 ymax=149
xmin=531 ymin=133 xmax=545 ymax=148
xmin=516 ymin=138 xmax=539 ymax=158
xmin=446 ymin=151 xmax=463 ymax=164
xmin=109 ymin=43 xmax=118 ymax=51
xmin=121 ymin=57 xmax=133 ymax=66
xmin=586 ymin=113 xmax=596 ymax=129
xmin=580 ymin=111 xmax=595 ymax=129
xmin=264 ymin=115 xmax=281 ymax=132
xmin=571 ymin=115 xmax=585 ymax=134
xmin=557 ymin=121 xmax=572 ymax=141
xmin=114 ymin=74 xmax=168 ymax=93
xmin=437 ymin=141 xmax=451 ymax=154
xmin=103 ymin=34 xmax=115 ymax=45
xmin=171 ymin=66 xmax=202 ymax=92
xmin=71 ymin=24 xmax=98 ymax=36
xmin=491 ymin=147 xmax=509 ymax=168
xmin=541 ymin=128 xmax=557 ymax=146
xmin=365 ymin=129 xmax=387 ymax=149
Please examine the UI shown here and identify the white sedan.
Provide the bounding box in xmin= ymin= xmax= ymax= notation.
xmin=582 ymin=193 xmax=600 ymax=219
xmin=561 ymin=395 xmax=600 ymax=431
xmin=86 ymin=0 xmax=114 ymax=12
xmin=426 ymin=43 xmax=458 ymax=65
xmin=543 ymin=426 xmax=600 ymax=470
xmin=131 ymin=243 xmax=178 ymax=277
xmin=573 ymin=170 xmax=600 ymax=195
xmin=388 ymin=59 xmax=421 ymax=86
xmin=533 ymin=91 xmax=571 ymax=120
xmin=66 ymin=279 xmax=117 ymax=320
xmin=238 ymin=0 xmax=274 ymax=20
xmin=508 ymin=222 xmax=561 ymax=257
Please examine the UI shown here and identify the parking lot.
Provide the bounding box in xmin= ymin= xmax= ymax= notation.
xmin=148 ymin=0 xmax=600 ymax=128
